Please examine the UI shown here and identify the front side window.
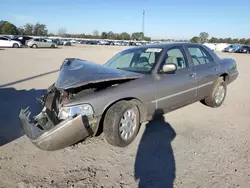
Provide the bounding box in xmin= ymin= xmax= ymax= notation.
xmin=103 ymin=47 xmax=163 ymax=74
xmin=187 ymin=47 xmax=213 ymax=66
xmin=164 ymin=48 xmax=188 ymax=70
xmin=0 ymin=37 xmax=8 ymax=40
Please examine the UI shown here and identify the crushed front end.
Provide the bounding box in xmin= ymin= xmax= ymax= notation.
xmin=19 ymin=84 xmax=98 ymax=151
xmin=19 ymin=58 xmax=142 ymax=150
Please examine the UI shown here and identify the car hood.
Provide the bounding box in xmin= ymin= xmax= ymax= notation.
xmin=55 ymin=58 xmax=143 ymax=90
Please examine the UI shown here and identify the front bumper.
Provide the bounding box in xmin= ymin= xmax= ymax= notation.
xmin=19 ymin=108 xmax=98 ymax=151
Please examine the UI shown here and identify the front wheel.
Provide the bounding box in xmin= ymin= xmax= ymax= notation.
xmin=203 ymin=77 xmax=227 ymax=108
xmin=103 ymin=101 xmax=140 ymax=147
xmin=13 ymin=43 xmax=19 ymax=48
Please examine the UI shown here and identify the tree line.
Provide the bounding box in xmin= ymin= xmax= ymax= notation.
xmin=190 ymin=32 xmax=250 ymax=45
xmin=0 ymin=20 xmax=48 ymax=36
xmin=58 ymin=28 xmax=151 ymax=41
xmin=0 ymin=20 xmax=151 ymax=41
xmin=1 ymin=21 xmax=249 ymax=43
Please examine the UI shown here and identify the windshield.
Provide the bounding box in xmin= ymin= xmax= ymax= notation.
xmin=103 ymin=47 xmax=163 ymax=74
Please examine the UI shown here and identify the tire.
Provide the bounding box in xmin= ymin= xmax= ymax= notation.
xmin=203 ymin=77 xmax=227 ymax=108
xmin=13 ymin=43 xmax=19 ymax=48
xmin=51 ymin=44 xmax=55 ymax=48
xmin=32 ymin=44 xmax=38 ymax=48
xmin=103 ymin=101 xmax=140 ymax=147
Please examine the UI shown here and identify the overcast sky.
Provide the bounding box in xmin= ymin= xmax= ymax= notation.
xmin=0 ymin=0 xmax=250 ymax=39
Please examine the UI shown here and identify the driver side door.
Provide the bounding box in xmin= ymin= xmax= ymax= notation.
xmin=153 ymin=46 xmax=197 ymax=112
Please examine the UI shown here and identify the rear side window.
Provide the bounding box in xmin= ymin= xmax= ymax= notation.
xmin=187 ymin=47 xmax=213 ymax=66
xmin=34 ymin=39 xmax=40 ymax=42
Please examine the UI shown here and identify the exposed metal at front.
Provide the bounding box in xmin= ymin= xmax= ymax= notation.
xmin=56 ymin=58 xmax=143 ymax=89
xmin=19 ymin=107 xmax=98 ymax=151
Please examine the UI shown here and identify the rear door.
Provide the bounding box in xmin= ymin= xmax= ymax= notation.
xmin=33 ymin=38 xmax=41 ymax=47
xmin=39 ymin=39 xmax=47 ymax=47
xmin=184 ymin=45 xmax=220 ymax=100
xmin=154 ymin=46 xmax=197 ymax=112
xmin=44 ymin=39 xmax=51 ymax=47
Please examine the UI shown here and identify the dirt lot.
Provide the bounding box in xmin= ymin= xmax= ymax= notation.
xmin=0 ymin=45 xmax=249 ymax=188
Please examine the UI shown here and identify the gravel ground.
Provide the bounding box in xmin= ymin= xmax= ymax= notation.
xmin=0 ymin=45 xmax=249 ymax=188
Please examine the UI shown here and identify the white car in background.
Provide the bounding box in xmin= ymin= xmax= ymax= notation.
xmin=203 ymin=43 xmax=216 ymax=51
xmin=0 ymin=36 xmax=22 ymax=48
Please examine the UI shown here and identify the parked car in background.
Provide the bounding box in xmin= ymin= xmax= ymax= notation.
xmin=12 ymin=36 xmax=33 ymax=46
xmin=70 ymin=39 xmax=76 ymax=43
xmin=223 ymin=44 xmax=241 ymax=52
xmin=0 ymin=36 xmax=22 ymax=48
xmin=129 ymin=41 xmax=137 ymax=46
xmin=87 ymin=40 xmax=99 ymax=45
xmin=237 ymin=45 xmax=250 ymax=53
xmin=27 ymin=38 xmax=58 ymax=48
xmin=114 ymin=41 xmax=121 ymax=45
xmin=19 ymin=43 xmax=239 ymax=151
xmin=105 ymin=40 xmax=115 ymax=45
xmin=51 ymin=39 xmax=63 ymax=46
xmin=62 ymin=40 xmax=71 ymax=46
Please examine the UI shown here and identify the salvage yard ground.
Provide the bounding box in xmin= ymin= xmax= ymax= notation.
xmin=0 ymin=44 xmax=250 ymax=188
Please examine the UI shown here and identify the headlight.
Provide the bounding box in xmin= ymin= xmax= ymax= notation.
xmin=58 ymin=104 xmax=94 ymax=120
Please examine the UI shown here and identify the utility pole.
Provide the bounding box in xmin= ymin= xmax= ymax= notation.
xmin=142 ymin=10 xmax=145 ymax=35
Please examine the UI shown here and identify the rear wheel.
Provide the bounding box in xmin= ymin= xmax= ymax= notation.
xmin=32 ymin=44 xmax=38 ymax=48
xmin=13 ymin=43 xmax=19 ymax=48
xmin=203 ymin=77 xmax=227 ymax=108
xmin=51 ymin=44 xmax=55 ymax=48
xmin=103 ymin=101 xmax=140 ymax=147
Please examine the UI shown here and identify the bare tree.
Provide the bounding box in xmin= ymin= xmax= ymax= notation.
xmin=199 ymin=32 xmax=209 ymax=44
xmin=93 ymin=30 xmax=99 ymax=37
xmin=58 ymin=28 xmax=67 ymax=36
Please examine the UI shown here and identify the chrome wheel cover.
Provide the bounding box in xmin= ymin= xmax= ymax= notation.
xmin=119 ymin=109 xmax=137 ymax=141
xmin=215 ymin=85 xmax=225 ymax=104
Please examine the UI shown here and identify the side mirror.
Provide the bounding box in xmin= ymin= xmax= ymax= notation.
xmin=162 ymin=64 xmax=177 ymax=73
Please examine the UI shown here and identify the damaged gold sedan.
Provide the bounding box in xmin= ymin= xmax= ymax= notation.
xmin=19 ymin=43 xmax=238 ymax=150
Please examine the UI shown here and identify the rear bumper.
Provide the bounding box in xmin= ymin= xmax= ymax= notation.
xmin=19 ymin=108 xmax=98 ymax=151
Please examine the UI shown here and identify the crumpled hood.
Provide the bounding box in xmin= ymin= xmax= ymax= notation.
xmin=55 ymin=58 xmax=143 ymax=89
